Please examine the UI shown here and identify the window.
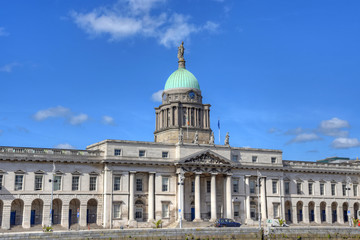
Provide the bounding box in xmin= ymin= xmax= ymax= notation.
xmin=35 ymin=175 xmax=43 ymax=191
xmin=252 ymin=156 xmax=257 ymax=163
xmin=72 ymin=176 xmax=80 ymax=191
xmin=162 ymin=203 xmax=169 ymax=218
xmin=234 ymin=204 xmax=240 ymax=217
xmin=162 ymin=177 xmax=169 ymax=192
xmin=162 ymin=152 xmax=168 ymax=158
xmin=273 ymin=204 xmax=279 ymax=218
xmin=342 ymin=184 xmax=346 ymax=196
xmin=114 ymin=176 xmax=121 ymax=191
xmin=0 ymin=175 xmax=3 ymax=190
xmin=271 ymin=157 xmax=277 ymax=164
xmin=272 ymin=180 xmax=278 ymax=194
xmin=331 ymin=183 xmax=336 ymax=196
xmin=113 ymin=203 xmax=121 ymax=219
xmin=135 ymin=207 xmax=143 ymax=219
xmin=297 ymin=183 xmax=302 ymax=194
xmin=250 ymin=180 xmax=256 ymax=194
xmin=320 ymin=183 xmax=325 ymax=195
xmin=114 ymin=149 xmax=121 ymax=156
xmin=207 ymin=180 xmax=211 ymax=193
xmin=136 ymin=178 xmax=143 ymax=191
xmin=90 ymin=176 xmax=97 ymax=191
xmin=354 ymin=184 xmax=358 ymax=196
xmin=54 ymin=175 xmax=62 ymax=191
xmin=308 ymin=183 xmax=313 ymax=195
xmin=233 ymin=179 xmax=239 ymax=193
xmin=191 ymin=181 xmax=194 ymax=193
xmin=231 ymin=155 xmax=238 ymax=161
xmin=285 ymin=182 xmax=290 ymax=195
xmin=139 ymin=150 xmax=146 ymax=157
xmin=14 ymin=175 xmax=23 ymax=191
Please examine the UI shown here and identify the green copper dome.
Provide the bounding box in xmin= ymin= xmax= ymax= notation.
xmin=164 ymin=68 xmax=200 ymax=90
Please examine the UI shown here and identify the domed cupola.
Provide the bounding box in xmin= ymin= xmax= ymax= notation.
xmin=164 ymin=68 xmax=200 ymax=90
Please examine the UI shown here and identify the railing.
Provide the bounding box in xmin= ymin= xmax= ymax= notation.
xmin=0 ymin=147 xmax=101 ymax=156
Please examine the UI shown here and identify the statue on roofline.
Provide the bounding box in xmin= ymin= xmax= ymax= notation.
xmin=177 ymin=41 xmax=184 ymax=60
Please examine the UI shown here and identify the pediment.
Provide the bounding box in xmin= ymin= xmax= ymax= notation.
xmin=34 ymin=170 xmax=45 ymax=174
xmin=180 ymin=150 xmax=232 ymax=166
xmin=72 ymin=170 xmax=82 ymax=175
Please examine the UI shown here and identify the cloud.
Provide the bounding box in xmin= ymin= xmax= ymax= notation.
xmin=318 ymin=117 xmax=350 ymax=137
xmin=70 ymin=0 xmax=219 ymax=47
xmin=284 ymin=127 xmax=304 ymax=135
xmin=288 ymin=133 xmax=321 ymax=144
xmin=0 ymin=62 xmax=20 ymax=73
xmin=102 ymin=115 xmax=116 ymax=126
xmin=331 ymin=137 xmax=360 ymax=149
xmin=54 ymin=143 xmax=76 ymax=149
xmin=0 ymin=27 xmax=9 ymax=36
xmin=33 ymin=106 xmax=89 ymax=125
xmin=152 ymin=89 xmax=163 ymax=102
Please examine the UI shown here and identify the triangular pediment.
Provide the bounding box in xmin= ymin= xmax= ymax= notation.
xmin=179 ymin=149 xmax=232 ymax=165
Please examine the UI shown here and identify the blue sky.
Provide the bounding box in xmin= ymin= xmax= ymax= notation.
xmin=1 ymin=0 xmax=359 ymax=161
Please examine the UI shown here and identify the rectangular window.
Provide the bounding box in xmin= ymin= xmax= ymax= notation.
xmin=297 ymin=183 xmax=302 ymax=194
xmin=271 ymin=157 xmax=277 ymax=163
xmin=331 ymin=183 xmax=336 ymax=196
xmin=207 ymin=180 xmax=211 ymax=193
xmin=308 ymin=183 xmax=313 ymax=195
xmin=233 ymin=179 xmax=239 ymax=193
xmin=320 ymin=183 xmax=325 ymax=195
xmin=113 ymin=203 xmax=121 ymax=219
xmin=162 ymin=177 xmax=169 ymax=192
xmin=272 ymin=180 xmax=278 ymax=194
xmin=273 ymin=204 xmax=279 ymax=218
xmin=114 ymin=176 xmax=121 ymax=191
xmin=234 ymin=204 xmax=240 ymax=217
xmin=231 ymin=155 xmax=238 ymax=161
xmin=162 ymin=152 xmax=168 ymax=158
xmin=14 ymin=175 xmax=23 ymax=191
xmin=53 ymin=175 xmax=61 ymax=191
xmin=114 ymin=149 xmax=121 ymax=156
xmin=35 ymin=175 xmax=43 ymax=191
xmin=342 ymin=184 xmax=346 ymax=196
xmin=139 ymin=150 xmax=146 ymax=157
xmin=191 ymin=181 xmax=194 ymax=193
xmin=285 ymin=182 xmax=290 ymax=195
xmin=72 ymin=176 xmax=80 ymax=191
xmin=250 ymin=180 xmax=256 ymax=194
xmin=0 ymin=175 xmax=3 ymax=190
xmin=89 ymin=176 xmax=97 ymax=191
xmin=354 ymin=184 xmax=357 ymax=197
xmin=162 ymin=203 xmax=169 ymax=218
xmin=252 ymin=156 xmax=257 ymax=163
xmin=136 ymin=178 xmax=143 ymax=191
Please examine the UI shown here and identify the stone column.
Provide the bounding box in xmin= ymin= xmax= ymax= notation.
xmin=226 ymin=174 xmax=232 ymax=219
xmin=148 ymin=172 xmax=155 ymax=222
xmin=61 ymin=204 xmax=69 ymax=229
xmin=303 ymin=205 xmax=309 ymax=224
xmin=43 ymin=204 xmax=50 ymax=227
xmin=292 ymin=205 xmax=298 ymax=224
xmin=245 ymin=176 xmax=251 ymax=223
xmin=326 ymin=205 xmax=332 ymax=224
xmin=79 ymin=204 xmax=87 ymax=227
xmin=177 ymin=173 xmax=185 ymax=221
xmin=314 ymin=204 xmax=321 ymax=224
xmin=260 ymin=177 xmax=267 ymax=221
xmin=129 ymin=171 xmax=135 ymax=222
xmin=194 ymin=172 xmax=201 ymax=221
xmin=210 ymin=173 xmax=217 ymax=221
xmin=22 ymin=204 xmax=31 ymax=228
xmin=1 ymin=205 xmax=11 ymax=230
xmin=103 ymin=164 xmax=111 ymax=228
xmin=280 ymin=178 xmax=285 ymax=219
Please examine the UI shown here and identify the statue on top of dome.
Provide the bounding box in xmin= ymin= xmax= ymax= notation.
xmin=177 ymin=41 xmax=185 ymax=60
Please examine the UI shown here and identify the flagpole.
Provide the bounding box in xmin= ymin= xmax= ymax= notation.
xmin=218 ymin=119 xmax=220 ymax=144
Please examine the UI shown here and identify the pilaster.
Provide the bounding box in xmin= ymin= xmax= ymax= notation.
xmin=22 ymin=204 xmax=31 ymax=228
xmin=1 ymin=205 xmax=11 ymax=230
xmin=148 ymin=172 xmax=155 ymax=222
xmin=226 ymin=174 xmax=232 ymax=219
xmin=194 ymin=172 xmax=201 ymax=221
xmin=210 ymin=173 xmax=217 ymax=222
xmin=61 ymin=204 xmax=69 ymax=229
xmin=79 ymin=204 xmax=87 ymax=227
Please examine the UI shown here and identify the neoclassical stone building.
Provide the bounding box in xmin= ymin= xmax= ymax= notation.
xmin=0 ymin=44 xmax=359 ymax=230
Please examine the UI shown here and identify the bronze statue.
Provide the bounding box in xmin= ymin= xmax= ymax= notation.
xmin=177 ymin=41 xmax=184 ymax=60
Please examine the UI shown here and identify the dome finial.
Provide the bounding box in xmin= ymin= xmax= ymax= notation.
xmin=177 ymin=41 xmax=185 ymax=68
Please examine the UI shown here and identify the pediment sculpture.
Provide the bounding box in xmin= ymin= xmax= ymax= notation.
xmin=184 ymin=152 xmax=230 ymax=165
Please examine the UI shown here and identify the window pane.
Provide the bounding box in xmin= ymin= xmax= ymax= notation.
xmin=285 ymin=182 xmax=290 ymax=195
xmin=272 ymin=181 xmax=277 ymax=194
xmin=114 ymin=176 xmax=121 ymax=191
xmin=354 ymin=185 xmax=358 ymax=196
xmin=90 ymin=176 xmax=97 ymax=191
xmin=162 ymin=203 xmax=169 ymax=218
xmin=162 ymin=177 xmax=169 ymax=192
xmin=207 ymin=181 xmax=211 ymax=193
xmin=136 ymin=179 xmax=143 ymax=191
xmin=233 ymin=180 xmax=239 ymax=193
xmin=320 ymin=183 xmax=324 ymax=195
xmin=114 ymin=149 xmax=121 ymax=156
xmin=54 ymin=176 xmax=61 ymax=191
xmin=0 ymin=175 xmax=2 ymax=190
xmin=15 ymin=175 xmax=23 ymax=191
xmin=162 ymin=152 xmax=168 ymax=158
xmin=35 ymin=175 xmax=43 ymax=191
xmin=113 ymin=204 xmax=121 ymax=218
xmin=72 ymin=176 xmax=79 ymax=191
xmin=139 ymin=150 xmax=145 ymax=157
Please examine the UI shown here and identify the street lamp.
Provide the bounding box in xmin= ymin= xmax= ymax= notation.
xmin=257 ymin=170 xmax=262 ymax=230
xmin=48 ymin=161 xmax=56 ymax=227
xmin=346 ymin=176 xmax=352 ymax=227
xmin=178 ymin=169 xmax=185 ymax=228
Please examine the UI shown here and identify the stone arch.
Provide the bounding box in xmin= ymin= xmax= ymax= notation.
xmin=320 ymin=202 xmax=327 ymax=222
xmin=31 ymin=199 xmax=43 ymax=226
xmin=0 ymin=200 xmax=3 ymax=227
xmin=308 ymin=201 xmax=315 ymax=222
xmin=343 ymin=202 xmax=349 ymax=223
xmin=331 ymin=202 xmax=338 ymax=223
xmin=87 ymin=199 xmax=97 ymax=224
xmin=354 ymin=203 xmax=359 ymax=219
xmin=10 ymin=199 xmax=24 ymax=226
xmin=285 ymin=201 xmax=292 ymax=223
xmin=52 ymin=199 xmax=62 ymax=225
xmin=69 ymin=199 xmax=80 ymax=226
xmin=296 ymin=201 xmax=303 ymax=222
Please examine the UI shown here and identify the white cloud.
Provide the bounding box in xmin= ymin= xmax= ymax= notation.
xmin=152 ymin=89 xmax=163 ymax=102
xmin=288 ymin=133 xmax=321 ymax=144
xmin=71 ymin=0 xmax=219 ymax=47
xmin=33 ymin=106 xmax=89 ymax=125
xmin=331 ymin=137 xmax=360 ymax=149
xmin=0 ymin=27 xmax=9 ymax=36
xmin=102 ymin=115 xmax=116 ymax=126
xmin=0 ymin=62 xmax=20 ymax=73
xmin=54 ymin=143 xmax=76 ymax=149
xmin=318 ymin=117 xmax=350 ymax=137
